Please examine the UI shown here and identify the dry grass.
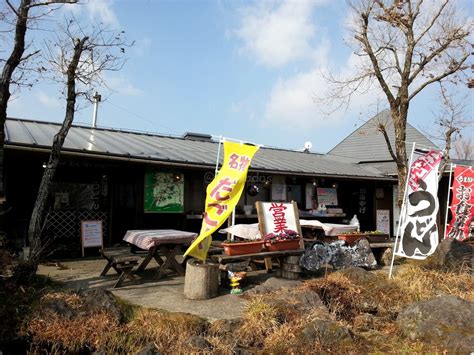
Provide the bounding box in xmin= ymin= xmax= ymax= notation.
xmin=27 ymin=311 xmax=120 ymax=353
xmin=21 ymin=263 xmax=473 ymax=354
xmin=117 ymin=308 xmax=207 ymax=353
xmin=393 ymin=264 xmax=474 ymax=302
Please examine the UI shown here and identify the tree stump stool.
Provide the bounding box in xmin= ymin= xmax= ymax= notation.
xmin=277 ymin=255 xmax=302 ymax=280
xmin=184 ymin=258 xmax=219 ymax=300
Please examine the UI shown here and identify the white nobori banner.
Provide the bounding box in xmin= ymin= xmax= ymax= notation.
xmin=395 ymin=150 xmax=443 ymax=260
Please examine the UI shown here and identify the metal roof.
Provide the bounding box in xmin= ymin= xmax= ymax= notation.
xmin=328 ymin=110 xmax=438 ymax=163
xmin=5 ymin=118 xmax=392 ymax=180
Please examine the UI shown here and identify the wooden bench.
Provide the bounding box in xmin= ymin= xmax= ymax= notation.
xmin=100 ymin=247 xmax=141 ymax=288
xmin=211 ymin=249 xmax=305 ymax=278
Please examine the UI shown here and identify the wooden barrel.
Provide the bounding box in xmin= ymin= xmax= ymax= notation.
xmin=278 ymin=255 xmax=302 ymax=280
xmin=184 ymin=258 xmax=219 ymax=300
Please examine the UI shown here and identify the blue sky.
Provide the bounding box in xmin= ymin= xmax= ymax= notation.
xmin=7 ymin=0 xmax=473 ymax=153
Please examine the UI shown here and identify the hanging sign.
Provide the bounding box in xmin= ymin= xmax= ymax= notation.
xmin=395 ymin=150 xmax=443 ymax=260
xmin=184 ymin=141 xmax=259 ymax=261
xmin=445 ymin=165 xmax=474 ymax=241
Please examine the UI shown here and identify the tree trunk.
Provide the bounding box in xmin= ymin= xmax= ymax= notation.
xmin=391 ymin=106 xmax=408 ymax=207
xmin=0 ymin=0 xmax=31 ymax=211
xmin=184 ymin=258 xmax=219 ymax=300
xmin=27 ymin=37 xmax=87 ymax=263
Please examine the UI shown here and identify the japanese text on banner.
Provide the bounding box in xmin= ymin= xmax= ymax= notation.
xmin=446 ymin=166 xmax=474 ymax=241
xmin=396 ymin=150 xmax=443 ymax=260
xmin=184 ymin=141 xmax=259 ymax=261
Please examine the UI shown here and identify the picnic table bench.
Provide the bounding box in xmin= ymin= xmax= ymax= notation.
xmin=100 ymin=247 xmax=141 ymax=288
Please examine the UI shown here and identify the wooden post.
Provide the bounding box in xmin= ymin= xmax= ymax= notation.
xmin=184 ymin=258 xmax=219 ymax=300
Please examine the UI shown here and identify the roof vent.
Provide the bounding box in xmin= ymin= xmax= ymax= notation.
xmin=183 ymin=132 xmax=213 ymax=142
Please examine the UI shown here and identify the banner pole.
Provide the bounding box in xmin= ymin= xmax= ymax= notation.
xmin=389 ymin=142 xmax=416 ymax=279
xmin=443 ymin=163 xmax=455 ymax=239
xmin=215 ymin=136 xmax=223 ymax=175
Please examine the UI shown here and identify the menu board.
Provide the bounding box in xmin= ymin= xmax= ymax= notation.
xmin=317 ymin=188 xmax=338 ymax=206
xmin=81 ymin=220 xmax=103 ymax=256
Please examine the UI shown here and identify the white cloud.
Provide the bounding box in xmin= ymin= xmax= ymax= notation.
xmin=235 ymin=0 xmax=326 ymax=67
xmin=62 ymin=0 xmax=120 ymax=29
xmin=85 ymin=0 xmax=120 ymax=28
xmin=263 ymin=49 xmax=381 ymax=129
xmin=132 ymin=37 xmax=152 ymax=57
xmin=105 ymin=75 xmax=143 ymax=97
xmin=36 ymin=91 xmax=62 ymax=109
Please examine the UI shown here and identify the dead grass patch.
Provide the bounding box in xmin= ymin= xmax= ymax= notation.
xmin=116 ymin=308 xmax=208 ymax=353
xmin=393 ymin=264 xmax=474 ymax=302
xmin=27 ymin=311 xmax=119 ymax=352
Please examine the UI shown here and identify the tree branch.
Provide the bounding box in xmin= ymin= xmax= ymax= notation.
xmin=376 ymin=121 xmax=398 ymax=162
xmin=409 ymin=52 xmax=470 ymax=100
xmin=355 ymin=10 xmax=396 ymax=106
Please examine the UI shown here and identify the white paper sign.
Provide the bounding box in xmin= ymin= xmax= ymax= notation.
xmin=376 ymin=209 xmax=390 ymax=234
xmin=257 ymin=202 xmax=299 ymax=235
xmin=81 ymin=220 xmax=103 ymax=248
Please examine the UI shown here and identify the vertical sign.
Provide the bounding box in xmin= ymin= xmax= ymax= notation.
xmin=445 ymin=165 xmax=474 ymax=241
xmin=80 ymin=220 xmax=103 ymax=257
xmin=395 ymin=150 xmax=443 ymax=260
xmin=376 ymin=209 xmax=390 ymax=235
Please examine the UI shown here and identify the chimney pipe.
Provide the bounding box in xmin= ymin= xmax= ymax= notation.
xmin=92 ymin=91 xmax=101 ymax=128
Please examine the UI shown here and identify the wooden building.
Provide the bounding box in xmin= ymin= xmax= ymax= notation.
xmin=4 ymin=110 xmax=447 ymax=255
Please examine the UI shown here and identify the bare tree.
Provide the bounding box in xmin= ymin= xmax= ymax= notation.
xmin=27 ymin=20 xmax=129 ymax=264
xmin=453 ymin=136 xmax=474 ymax=160
xmin=0 ymin=0 xmax=77 ymax=213
xmin=433 ymin=85 xmax=471 ymax=156
xmin=322 ymin=0 xmax=471 ymax=205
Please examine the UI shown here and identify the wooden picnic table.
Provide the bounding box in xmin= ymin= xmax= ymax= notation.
xmin=123 ymin=229 xmax=197 ymax=279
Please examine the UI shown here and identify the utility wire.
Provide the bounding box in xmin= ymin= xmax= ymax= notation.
xmin=104 ymin=100 xmax=179 ymax=134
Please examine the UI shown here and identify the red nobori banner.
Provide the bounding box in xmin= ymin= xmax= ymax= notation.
xmin=445 ymin=165 xmax=474 ymax=241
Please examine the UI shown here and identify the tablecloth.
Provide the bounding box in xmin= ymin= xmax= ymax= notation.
xmin=123 ymin=229 xmax=197 ymax=250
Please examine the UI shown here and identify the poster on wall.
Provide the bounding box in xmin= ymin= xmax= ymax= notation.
xmin=376 ymin=209 xmax=390 ymax=234
xmin=271 ymin=175 xmax=287 ymax=201
xmin=317 ymin=188 xmax=338 ymax=206
xmin=305 ymin=183 xmax=315 ymax=210
xmin=144 ymin=171 xmax=184 ymax=213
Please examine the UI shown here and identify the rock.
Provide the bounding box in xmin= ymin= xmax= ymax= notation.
xmin=379 ymin=247 xmax=393 ymax=266
xmin=41 ymin=298 xmax=74 ymax=319
xmin=137 ymin=343 xmax=161 ymax=355
xmin=187 ymin=335 xmax=211 ymax=350
xmin=300 ymin=240 xmax=377 ymax=272
xmin=246 ymin=276 xmax=301 ymax=295
xmin=271 ymin=288 xmax=329 ymax=318
xmin=427 ymin=239 xmax=473 ymax=269
xmin=397 ymin=295 xmax=474 ymax=352
xmin=302 ymin=319 xmax=353 ymax=346
xmin=80 ymin=289 xmax=123 ymax=322
xmin=211 ymin=318 xmax=242 ymax=335
xmin=337 ymin=266 xmax=378 ymax=284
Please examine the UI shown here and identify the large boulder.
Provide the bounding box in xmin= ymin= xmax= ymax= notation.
xmin=396 ymin=295 xmax=474 ymax=353
xmin=426 ymin=239 xmax=473 ymax=269
xmin=302 ymin=319 xmax=353 ymax=346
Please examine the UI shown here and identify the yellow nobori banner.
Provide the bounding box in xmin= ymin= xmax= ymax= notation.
xmin=184 ymin=141 xmax=260 ymax=261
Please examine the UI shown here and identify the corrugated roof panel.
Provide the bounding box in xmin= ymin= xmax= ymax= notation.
xmin=4 ymin=118 xmax=390 ymax=179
